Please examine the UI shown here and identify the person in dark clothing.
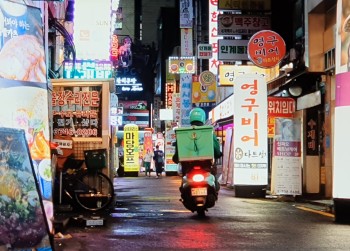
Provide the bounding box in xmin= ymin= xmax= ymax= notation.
xmin=172 ymin=107 xmax=222 ymax=167
xmin=172 ymin=107 xmax=222 ymax=191
xmin=153 ymin=145 xmax=164 ymax=178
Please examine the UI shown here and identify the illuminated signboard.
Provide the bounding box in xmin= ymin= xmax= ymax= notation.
xmin=110 ymin=34 xmax=119 ymax=62
xmin=218 ymin=14 xmax=271 ymax=36
xmin=74 ymin=0 xmax=111 ymax=60
xmin=63 ymin=60 xmax=113 ymax=79
xmin=115 ymin=76 xmax=143 ymax=92
xmin=168 ymin=56 xmax=196 ymax=74
xmin=165 ymin=81 xmax=176 ymax=108
xmin=218 ymin=0 xmax=271 ymax=11
xmin=123 ymin=124 xmax=140 ymax=172
xmin=197 ymin=44 xmax=213 ymax=59
xmin=218 ymin=39 xmax=249 ymax=61
xmin=52 ymin=85 xmax=102 ymax=137
xmin=118 ymin=100 xmax=149 ymax=128
xmin=218 ymin=64 xmax=279 ymax=86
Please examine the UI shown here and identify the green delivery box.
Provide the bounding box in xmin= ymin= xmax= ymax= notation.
xmin=175 ymin=125 xmax=214 ymax=161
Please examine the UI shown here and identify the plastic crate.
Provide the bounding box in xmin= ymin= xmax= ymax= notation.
xmin=175 ymin=126 xmax=214 ymax=161
xmin=84 ymin=149 xmax=107 ymax=170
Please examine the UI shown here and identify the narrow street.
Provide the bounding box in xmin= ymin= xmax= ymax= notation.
xmin=54 ymin=173 xmax=350 ymax=251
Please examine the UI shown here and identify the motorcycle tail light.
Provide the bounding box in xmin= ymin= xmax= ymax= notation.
xmin=193 ymin=174 xmax=205 ymax=182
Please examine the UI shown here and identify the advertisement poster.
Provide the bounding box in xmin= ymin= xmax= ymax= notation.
xmin=124 ymin=124 xmax=140 ymax=172
xmin=267 ymin=97 xmax=295 ymax=138
xmin=0 ymin=128 xmax=52 ymax=249
xmin=0 ymin=2 xmax=46 ymax=83
xmin=0 ymin=2 xmax=53 ymax=249
xmin=165 ymin=129 xmax=178 ymax=172
xmin=271 ymin=118 xmax=302 ymax=196
xmin=143 ymin=128 xmax=153 ymax=157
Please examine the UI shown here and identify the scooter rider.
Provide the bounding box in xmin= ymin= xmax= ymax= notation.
xmin=172 ymin=107 xmax=222 ymax=189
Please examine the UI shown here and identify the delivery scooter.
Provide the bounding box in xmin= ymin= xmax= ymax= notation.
xmin=174 ymin=125 xmax=220 ymax=217
xmin=179 ymin=160 xmax=218 ymax=217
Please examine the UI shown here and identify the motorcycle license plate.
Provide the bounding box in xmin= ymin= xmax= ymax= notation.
xmin=191 ymin=187 xmax=207 ymax=196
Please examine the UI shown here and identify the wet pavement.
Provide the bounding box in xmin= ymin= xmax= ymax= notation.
xmin=53 ymin=172 xmax=335 ymax=250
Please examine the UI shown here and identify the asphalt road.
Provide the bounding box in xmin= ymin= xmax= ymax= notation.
xmin=54 ymin=173 xmax=350 ymax=251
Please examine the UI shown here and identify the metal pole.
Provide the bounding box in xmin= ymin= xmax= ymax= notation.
xmin=150 ymin=103 xmax=153 ymax=128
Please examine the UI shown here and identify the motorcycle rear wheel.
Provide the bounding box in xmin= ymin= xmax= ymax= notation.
xmin=197 ymin=209 xmax=206 ymax=217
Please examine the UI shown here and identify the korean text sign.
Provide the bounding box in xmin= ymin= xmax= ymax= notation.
xmin=247 ymin=30 xmax=286 ymax=68
xmin=123 ymin=124 xmax=140 ymax=172
xmin=233 ymin=74 xmax=268 ymax=186
xmin=52 ymin=85 xmax=102 ymax=137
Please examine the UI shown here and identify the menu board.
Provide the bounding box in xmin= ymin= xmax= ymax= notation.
xmin=0 ymin=127 xmax=52 ymax=250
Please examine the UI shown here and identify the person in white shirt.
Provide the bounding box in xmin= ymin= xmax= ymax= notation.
xmin=143 ymin=148 xmax=153 ymax=177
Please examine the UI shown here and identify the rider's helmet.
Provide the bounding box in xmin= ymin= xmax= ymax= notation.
xmin=189 ymin=107 xmax=206 ymax=126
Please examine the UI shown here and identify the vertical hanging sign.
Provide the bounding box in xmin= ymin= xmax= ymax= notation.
xmin=180 ymin=74 xmax=192 ymax=126
xmin=179 ymin=0 xmax=193 ymax=127
xmin=123 ymin=124 xmax=139 ymax=172
xmin=179 ymin=0 xmax=193 ymax=28
xmin=233 ymin=74 xmax=268 ymax=187
xmin=181 ymin=28 xmax=193 ymax=57
xmin=208 ymin=0 xmax=223 ymax=76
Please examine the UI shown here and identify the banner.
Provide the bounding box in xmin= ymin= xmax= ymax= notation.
xmin=271 ymin=118 xmax=302 ymax=195
xmin=0 ymin=2 xmax=53 ymax=248
xmin=124 ymin=124 xmax=140 ymax=172
xmin=165 ymin=129 xmax=177 ymax=172
xmin=180 ymin=74 xmax=192 ymax=126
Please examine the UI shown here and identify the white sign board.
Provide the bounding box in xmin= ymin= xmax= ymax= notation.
xmin=233 ymin=74 xmax=268 ymax=186
xmin=197 ymin=44 xmax=213 ymax=59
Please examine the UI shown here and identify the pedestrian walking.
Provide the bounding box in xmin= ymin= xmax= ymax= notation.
xmin=143 ymin=148 xmax=153 ymax=177
xmin=153 ymin=145 xmax=164 ymax=178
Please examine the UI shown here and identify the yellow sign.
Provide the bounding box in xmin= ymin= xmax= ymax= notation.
xmin=124 ymin=124 xmax=139 ymax=172
xmin=192 ymin=75 xmax=216 ymax=105
xmin=218 ymin=64 xmax=279 ymax=86
xmin=168 ymin=56 xmax=196 ymax=74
